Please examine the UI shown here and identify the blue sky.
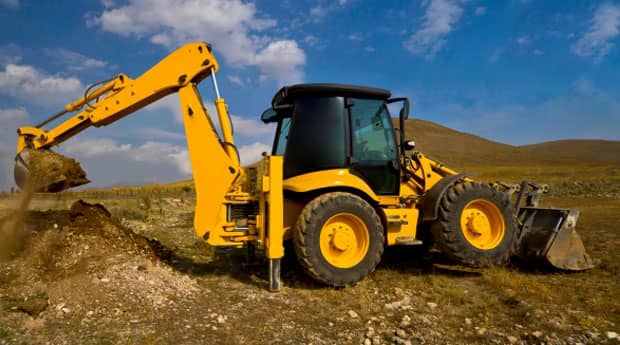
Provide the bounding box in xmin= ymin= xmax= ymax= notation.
xmin=0 ymin=0 xmax=619 ymax=189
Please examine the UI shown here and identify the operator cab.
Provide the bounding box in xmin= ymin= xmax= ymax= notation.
xmin=262 ymin=83 xmax=408 ymax=196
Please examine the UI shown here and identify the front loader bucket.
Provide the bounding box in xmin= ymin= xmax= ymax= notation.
xmin=517 ymin=207 xmax=594 ymax=271
xmin=14 ymin=148 xmax=89 ymax=193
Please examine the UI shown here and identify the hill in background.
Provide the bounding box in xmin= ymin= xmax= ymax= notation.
xmin=398 ymin=119 xmax=620 ymax=171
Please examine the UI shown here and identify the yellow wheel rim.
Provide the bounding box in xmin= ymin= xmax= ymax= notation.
xmin=319 ymin=213 xmax=370 ymax=268
xmin=460 ymin=199 xmax=505 ymax=250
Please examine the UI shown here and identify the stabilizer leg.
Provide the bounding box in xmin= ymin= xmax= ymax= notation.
xmin=269 ymin=259 xmax=281 ymax=292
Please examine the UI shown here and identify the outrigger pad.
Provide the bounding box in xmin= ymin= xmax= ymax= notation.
xmin=14 ymin=148 xmax=90 ymax=193
xmin=517 ymin=207 xmax=594 ymax=271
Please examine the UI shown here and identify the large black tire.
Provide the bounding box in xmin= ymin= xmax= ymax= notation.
xmin=431 ymin=181 xmax=518 ymax=267
xmin=293 ymin=192 xmax=384 ymax=287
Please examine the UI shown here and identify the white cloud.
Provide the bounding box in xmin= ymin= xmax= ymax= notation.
xmin=148 ymin=93 xmax=274 ymax=143
xmin=149 ymin=94 xmax=183 ymax=123
xmin=254 ymin=40 xmax=306 ymax=85
xmin=404 ymin=0 xmax=464 ymax=59
xmin=42 ymin=48 xmax=108 ymax=71
xmin=348 ymin=33 xmax=364 ymax=42
xmin=90 ymin=0 xmax=305 ymax=84
xmin=52 ymin=137 xmax=271 ymax=187
xmin=0 ymin=0 xmax=18 ymax=9
xmin=138 ymin=127 xmax=186 ymax=141
xmin=0 ymin=64 xmax=83 ymax=106
xmin=238 ymin=142 xmax=270 ymax=165
xmin=532 ymin=49 xmax=544 ymax=55
xmin=231 ymin=115 xmax=275 ymax=138
xmin=516 ymin=35 xmax=531 ymax=45
xmin=474 ymin=6 xmax=486 ymax=16
xmin=0 ymin=43 xmax=22 ymax=65
xmin=0 ymin=108 xmax=30 ymax=191
xmin=60 ymin=138 xmax=192 ymax=179
xmin=62 ymin=138 xmax=131 ymax=156
xmin=310 ymin=5 xmax=327 ymax=22
xmin=303 ymin=35 xmax=319 ymax=46
xmin=101 ymin=0 xmax=115 ymax=8
xmin=488 ymin=47 xmax=503 ymax=63
xmin=0 ymin=107 xmax=28 ymax=121
xmin=309 ymin=2 xmax=349 ymax=23
xmin=303 ymin=35 xmax=327 ymax=50
xmin=571 ymin=3 xmax=620 ymax=62
xmin=227 ymin=75 xmax=245 ymax=87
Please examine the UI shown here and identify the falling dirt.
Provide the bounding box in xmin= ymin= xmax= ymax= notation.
xmin=16 ymin=148 xmax=89 ymax=193
xmin=0 ymin=189 xmax=34 ymax=262
xmin=2 ymin=148 xmax=89 ymax=261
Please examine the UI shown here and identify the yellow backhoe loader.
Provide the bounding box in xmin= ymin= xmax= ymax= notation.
xmin=13 ymin=42 xmax=593 ymax=291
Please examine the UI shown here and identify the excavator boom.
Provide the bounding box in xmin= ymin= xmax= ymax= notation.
xmin=15 ymin=42 xmax=239 ymax=192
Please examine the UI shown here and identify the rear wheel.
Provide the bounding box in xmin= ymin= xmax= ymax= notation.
xmin=431 ymin=181 xmax=517 ymax=267
xmin=293 ymin=192 xmax=384 ymax=286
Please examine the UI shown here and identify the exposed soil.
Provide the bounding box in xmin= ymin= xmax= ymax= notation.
xmin=0 ymin=200 xmax=199 ymax=344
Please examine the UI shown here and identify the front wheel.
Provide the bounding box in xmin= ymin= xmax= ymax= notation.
xmin=431 ymin=181 xmax=518 ymax=267
xmin=293 ymin=192 xmax=384 ymax=286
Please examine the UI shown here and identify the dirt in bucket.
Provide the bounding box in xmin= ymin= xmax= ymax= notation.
xmin=18 ymin=148 xmax=90 ymax=193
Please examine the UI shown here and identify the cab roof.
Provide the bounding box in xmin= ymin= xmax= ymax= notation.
xmin=272 ymin=83 xmax=391 ymax=107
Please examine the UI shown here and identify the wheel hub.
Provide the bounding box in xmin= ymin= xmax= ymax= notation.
xmin=331 ymin=226 xmax=355 ymax=251
xmin=460 ymin=199 xmax=506 ymax=250
xmin=319 ymin=213 xmax=370 ymax=268
xmin=465 ymin=211 xmax=490 ymax=236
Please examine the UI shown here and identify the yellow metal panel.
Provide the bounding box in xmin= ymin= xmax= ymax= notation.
xmin=383 ymin=207 xmax=420 ymax=246
xmin=178 ymin=84 xmax=240 ymax=244
xmin=377 ymin=196 xmax=400 ymax=206
xmin=283 ymin=198 xmax=305 ymax=240
xmin=283 ymin=169 xmax=380 ymax=203
xmin=266 ymin=156 xmax=284 ymax=259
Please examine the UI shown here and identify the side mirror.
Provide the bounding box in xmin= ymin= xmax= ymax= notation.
xmin=261 ymin=104 xmax=293 ymax=123
xmin=403 ymin=140 xmax=415 ymax=151
xmin=399 ymin=101 xmax=410 ymax=120
xmin=387 ymin=97 xmax=411 ymax=159
xmin=261 ymin=108 xmax=277 ymax=123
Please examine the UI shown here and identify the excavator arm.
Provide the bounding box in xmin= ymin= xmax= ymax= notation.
xmin=14 ymin=41 xmax=253 ymax=246
xmin=17 ymin=41 xmax=237 ymax=159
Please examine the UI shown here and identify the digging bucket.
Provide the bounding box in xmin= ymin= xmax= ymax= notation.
xmin=14 ymin=148 xmax=89 ymax=193
xmin=516 ymin=207 xmax=594 ymax=271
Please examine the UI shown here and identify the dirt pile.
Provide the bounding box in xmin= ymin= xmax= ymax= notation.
xmin=0 ymin=200 xmax=198 ymax=341
xmin=16 ymin=149 xmax=89 ymax=192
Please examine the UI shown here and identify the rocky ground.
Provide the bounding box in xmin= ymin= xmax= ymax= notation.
xmin=0 ymin=191 xmax=618 ymax=345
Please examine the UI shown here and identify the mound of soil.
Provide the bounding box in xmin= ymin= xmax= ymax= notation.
xmin=0 ymin=200 xmax=198 ymax=333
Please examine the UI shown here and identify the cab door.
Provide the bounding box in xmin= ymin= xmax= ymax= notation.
xmin=347 ymin=98 xmax=400 ymax=195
